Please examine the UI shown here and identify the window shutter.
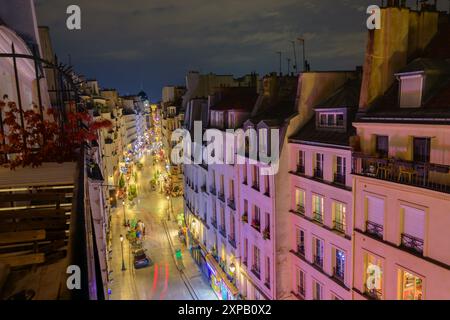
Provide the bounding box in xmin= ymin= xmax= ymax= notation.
xmin=402 ymin=206 xmax=425 ymax=240
xmin=367 ymin=196 xmax=384 ymax=225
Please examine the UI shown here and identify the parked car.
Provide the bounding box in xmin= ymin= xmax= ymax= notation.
xmin=133 ymin=249 xmax=152 ymax=269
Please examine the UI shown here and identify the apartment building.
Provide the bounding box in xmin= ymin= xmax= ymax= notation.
xmin=184 ymin=86 xmax=258 ymax=300
xmin=288 ymin=76 xmax=361 ymax=300
xmin=351 ymin=5 xmax=450 ymax=300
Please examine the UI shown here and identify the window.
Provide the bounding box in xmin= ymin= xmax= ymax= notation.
xmin=229 ymin=180 xmax=235 ymax=201
xmin=318 ymin=112 xmax=345 ymax=128
xmin=252 ymin=205 xmax=261 ymax=230
xmin=333 ymin=202 xmax=346 ymax=233
xmin=229 ymin=113 xmax=236 ymax=128
xmin=313 ymin=238 xmax=324 ymax=268
xmin=333 ymin=248 xmax=346 ymax=282
xmin=399 ymin=270 xmax=423 ymax=300
xmin=243 ymin=163 xmax=248 ymax=184
xmin=401 ymin=206 xmax=425 ymax=254
xmin=413 ymin=137 xmax=431 ymax=163
xmin=252 ymin=165 xmax=260 ymax=190
xmin=314 ymin=153 xmax=324 ymax=179
xmin=264 ymin=212 xmax=270 ymax=239
xmin=364 ymin=253 xmax=383 ymax=299
xmin=212 ymin=199 xmax=217 ymax=223
xmin=219 ymin=175 xmax=224 ymax=196
xmin=264 ymin=175 xmax=270 ymax=196
xmin=296 ymin=229 xmax=305 ymax=255
xmin=335 ymin=156 xmax=346 ymax=184
xmin=265 ymin=257 xmax=270 ymax=287
xmin=230 ymin=214 xmax=235 ymax=241
xmin=399 ymin=74 xmax=423 ymax=108
xmin=295 ymin=189 xmax=305 ymax=214
xmin=376 ymin=135 xmax=389 ymax=158
xmin=297 ymin=150 xmax=305 ymax=173
xmin=296 ymin=269 xmax=305 ymax=297
xmin=313 ymin=280 xmax=322 ymax=300
xmin=253 ymin=246 xmax=260 ymax=275
xmin=244 ymin=199 xmax=248 ymax=214
xmin=366 ymin=196 xmax=384 ymax=238
xmin=243 ymin=238 xmax=248 ymax=265
xmin=220 ymin=206 xmax=226 ymax=232
xmin=312 ymin=195 xmax=324 ymax=223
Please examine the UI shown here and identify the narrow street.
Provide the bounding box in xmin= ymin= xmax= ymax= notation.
xmin=109 ymin=154 xmax=217 ymax=300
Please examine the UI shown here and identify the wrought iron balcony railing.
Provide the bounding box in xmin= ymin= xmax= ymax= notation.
xmin=297 ymin=244 xmax=305 ymax=256
xmin=364 ymin=285 xmax=382 ymax=300
xmin=218 ymin=192 xmax=225 ymax=202
xmin=352 ymin=152 xmax=450 ymax=194
xmin=227 ymin=198 xmax=236 ymax=210
xmin=401 ymin=233 xmax=424 ymax=254
xmin=333 ymin=220 xmax=346 ymax=233
xmin=333 ymin=267 xmax=345 ymax=283
xmin=296 ymin=204 xmax=305 ymax=215
xmin=313 ymin=211 xmax=323 ymax=224
xmin=296 ymin=164 xmax=305 ymax=174
xmin=219 ymin=226 xmax=227 ymax=238
xmin=313 ymin=255 xmax=323 ymax=269
xmin=251 ymin=265 xmax=261 ymax=279
xmin=366 ymin=221 xmax=383 ymax=239
xmin=210 ymin=186 xmax=217 ymax=195
xmin=333 ymin=173 xmax=346 ymax=185
xmin=228 ymin=235 xmax=237 ymax=249
xmin=314 ymin=168 xmax=323 ymax=179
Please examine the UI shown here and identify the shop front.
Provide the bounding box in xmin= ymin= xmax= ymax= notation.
xmin=205 ymin=254 xmax=239 ymax=300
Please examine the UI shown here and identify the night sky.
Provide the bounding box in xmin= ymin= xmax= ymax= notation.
xmin=35 ymin=0 xmax=448 ymax=101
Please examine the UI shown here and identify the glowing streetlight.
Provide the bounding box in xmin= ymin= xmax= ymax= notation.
xmin=120 ymin=234 xmax=126 ymax=271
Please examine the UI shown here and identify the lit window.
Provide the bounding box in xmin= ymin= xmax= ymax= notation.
xmin=313 ymin=280 xmax=322 ymax=300
xmin=399 ymin=74 xmax=423 ymax=108
xmin=364 ymin=253 xmax=383 ymax=299
xmin=399 ymin=270 xmax=423 ymax=300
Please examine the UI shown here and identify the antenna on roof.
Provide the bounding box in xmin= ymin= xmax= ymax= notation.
xmin=276 ymin=51 xmax=282 ymax=76
xmin=287 ymin=58 xmax=291 ymax=75
xmin=291 ymin=41 xmax=298 ymax=75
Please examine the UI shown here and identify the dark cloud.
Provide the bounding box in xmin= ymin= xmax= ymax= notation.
xmin=34 ymin=0 xmax=448 ymax=100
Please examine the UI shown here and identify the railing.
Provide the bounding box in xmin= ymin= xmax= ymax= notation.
xmin=227 ymin=198 xmax=236 ymax=210
xmin=228 ymin=235 xmax=237 ymax=249
xmin=313 ymin=211 xmax=323 ymax=224
xmin=211 ymin=219 xmax=218 ymax=229
xmin=333 ymin=173 xmax=346 ymax=185
xmin=296 ymin=204 xmax=305 ymax=215
xmin=251 ymin=265 xmax=261 ymax=279
xmin=251 ymin=220 xmax=261 ymax=232
xmin=296 ymin=164 xmax=305 ymax=174
xmin=401 ymin=233 xmax=424 ymax=254
xmin=314 ymin=168 xmax=323 ymax=179
xmin=218 ymin=192 xmax=225 ymax=202
xmin=264 ymin=280 xmax=271 ymax=289
xmin=297 ymin=286 xmax=305 ymax=298
xmin=366 ymin=221 xmax=383 ymax=239
xmin=219 ymin=226 xmax=227 ymax=238
xmin=333 ymin=220 xmax=346 ymax=233
xmin=333 ymin=267 xmax=345 ymax=283
xmin=297 ymin=244 xmax=305 ymax=256
xmin=201 ymin=185 xmax=207 ymax=193
xmin=210 ymin=186 xmax=217 ymax=195
xmin=252 ymin=183 xmax=260 ymax=192
xmin=263 ymin=228 xmax=271 ymax=240
xmin=364 ymin=285 xmax=382 ymax=300
xmin=313 ymin=255 xmax=323 ymax=268
xmin=352 ymin=152 xmax=450 ymax=194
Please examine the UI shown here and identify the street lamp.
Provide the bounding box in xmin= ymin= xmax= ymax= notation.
xmin=120 ymin=234 xmax=126 ymax=271
xmin=122 ymin=200 xmax=127 ymax=227
xmin=229 ymin=263 xmax=236 ymax=274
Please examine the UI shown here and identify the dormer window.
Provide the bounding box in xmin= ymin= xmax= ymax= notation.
xmin=318 ymin=112 xmax=345 ymax=129
xmin=399 ymin=74 xmax=423 ymax=108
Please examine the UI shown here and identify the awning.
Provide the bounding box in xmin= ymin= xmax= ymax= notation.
xmin=205 ymin=254 xmax=239 ymax=296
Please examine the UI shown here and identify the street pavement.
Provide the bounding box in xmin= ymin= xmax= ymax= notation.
xmin=109 ymin=154 xmax=217 ymax=300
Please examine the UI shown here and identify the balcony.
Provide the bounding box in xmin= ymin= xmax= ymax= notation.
xmin=296 ymin=244 xmax=305 ymax=256
xmin=333 ymin=220 xmax=346 ymax=234
xmin=352 ymin=153 xmax=450 ymax=194
xmin=241 ymin=213 xmax=248 ymax=223
xmin=401 ymin=233 xmax=424 ymax=254
xmin=313 ymin=255 xmax=323 ymax=269
xmin=296 ymin=204 xmax=305 ymax=215
xmin=313 ymin=168 xmax=323 ymax=180
xmin=200 ymin=185 xmax=207 ymax=194
xmin=251 ymin=266 xmax=261 ymax=279
xmin=313 ymin=211 xmax=323 ymax=224
xmin=252 ymin=183 xmax=260 ymax=192
xmin=219 ymin=226 xmax=227 ymax=238
xmin=228 ymin=235 xmax=237 ymax=249
xmin=333 ymin=173 xmax=346 ymax=186
xmin=251 ymin=220 xmax=261 ymax=232
xmin=296 ymin=164 xmax=305 ymax=175
xmin=210 ymin=186 xmax=217 ymax=195
xmin=218 ymin=192 xmax=225 ymax=203
xmin=263 ymin=228 xmax=271 ymax=240
xmin=333 ymin=267 xmax=345 ymax=283
xmin=364 ymin=285 xmax=382 ymax=300
xmin=227 ymin=198 xmax=236 ymax=210
xmin=366 ymin=221 xmax=383 ymax=239
xmin=211 ymin=219 xmax=218 ymax=229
